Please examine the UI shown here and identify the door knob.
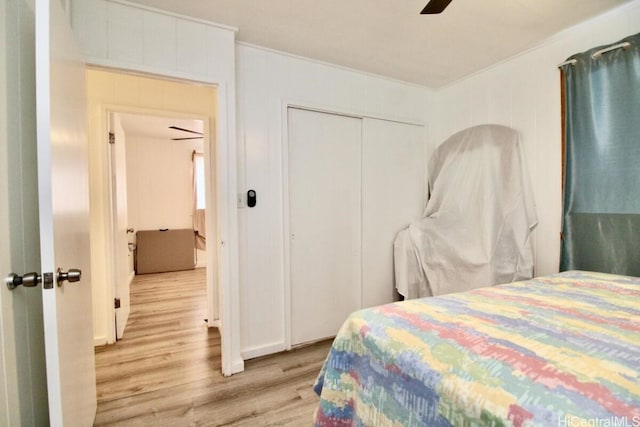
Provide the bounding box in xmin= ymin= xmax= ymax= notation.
xmin=57 ymin=268 xmax=82 ymax=286
xmin=5 ymin=272 xmax=56 ymax=290
xmin=5 ymin=272 xmax=41 ymax=290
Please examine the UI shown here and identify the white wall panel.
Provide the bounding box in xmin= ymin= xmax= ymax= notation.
xmin=237 ymin=49 xmax=285 ymax=356
xmin=125 ymin=136 xmax=199 ymax=232
xmin=176 ymin=19 xmax=208 ymax=76
xmin=74 ymin=0 xmax=236 ymax=84
xmin=434 ymin=0 xmax=640 ymax=277
xmin=631 ymin=6 xmax=640 ymax=28
xmin=142 ymin=11 xmax=176 ymax=70
xmin=106 ymin=2 xmax=143 ymax=64
xmin=206 ymin=26 xmax=236 ymax=80
xmin=70 ymin=0 xmax=107 ymax=59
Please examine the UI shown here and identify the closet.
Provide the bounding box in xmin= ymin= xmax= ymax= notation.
xmin=288 ymin=107 xmax=425 ymax=346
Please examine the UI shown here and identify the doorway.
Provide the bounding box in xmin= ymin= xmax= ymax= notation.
xmin=108 ymin=112 xmax=212 ymax=340
xmin=85 ymin=69 xmax=223 ymax=367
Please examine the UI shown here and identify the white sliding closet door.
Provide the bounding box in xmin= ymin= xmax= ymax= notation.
xmin=288 ymin=108 xmax=362 ymax=346
xmin=362 ymin=118 xmax=426 ymax=308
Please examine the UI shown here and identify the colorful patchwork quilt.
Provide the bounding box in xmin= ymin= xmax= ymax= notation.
xmin=313 ymin=271 xmax=640 ymax=426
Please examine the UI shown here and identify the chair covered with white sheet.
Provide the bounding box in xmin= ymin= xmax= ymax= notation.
xmin=394 ymin=124 xmax=538 ymax=298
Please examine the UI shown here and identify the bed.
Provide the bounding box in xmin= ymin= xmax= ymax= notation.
xmin=313 ymin=271 xmax=640 ymax=426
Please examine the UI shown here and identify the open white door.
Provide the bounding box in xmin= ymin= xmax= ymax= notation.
xmin=108 ymin=112 xmax=132 ymax=340
xmin=35 ymin=0 xmax=97 ymax=425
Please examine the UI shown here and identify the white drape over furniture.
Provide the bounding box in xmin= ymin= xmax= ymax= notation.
xmin=394 ymin=124 xmax=538 ymax=298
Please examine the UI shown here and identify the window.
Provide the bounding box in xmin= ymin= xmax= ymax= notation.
xmin=194 ymin=153 xmax=205 ymax=209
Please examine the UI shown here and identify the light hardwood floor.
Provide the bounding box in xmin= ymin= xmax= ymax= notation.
xmin=94 ymin=269 xmax=332 ymax=426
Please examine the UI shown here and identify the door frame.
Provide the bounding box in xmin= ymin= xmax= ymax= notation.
xmin=87 ymin=69 xmax=242 ymax=375
xmin=102 ymin=105 xmax=218 ymax=344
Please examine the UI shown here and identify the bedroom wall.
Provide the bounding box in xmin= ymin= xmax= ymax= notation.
xmin=125 ymin=135 xmax=202 ymax=232
xmin=125 ymin=134 xmax=207 ymax=268
xmin=432 ymin=0 xmax=640 ymax=277
xmin=236 ymin=43 xmax=434 ymax=358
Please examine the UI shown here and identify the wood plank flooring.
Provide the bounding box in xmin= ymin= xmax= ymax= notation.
xmin=94 ymin=269 xmax=332 ymax=426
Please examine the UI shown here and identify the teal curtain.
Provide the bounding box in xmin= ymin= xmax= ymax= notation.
xmin=560 ymin=33 xmax=640 ymax=276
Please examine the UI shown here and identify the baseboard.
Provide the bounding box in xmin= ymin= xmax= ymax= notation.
xmin=93 ymin=336 xmax=108 ymax=347
xmin=195 ymin=249 xmax=206 ymax=268
xmin=241 ymin=341 xmax=286 ymax=360
xmin=231 ymin=358 xmax=245 ymax=375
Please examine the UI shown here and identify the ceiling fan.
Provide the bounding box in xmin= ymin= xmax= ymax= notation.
xmin=169 ymin=125 xmax=203 ymax=141
xmin=421 ymin=0 xmax=453 ymax=14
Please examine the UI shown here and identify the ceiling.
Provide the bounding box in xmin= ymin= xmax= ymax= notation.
xmin=124 ymin=0 xmax=632 ymax=87
xmin=118 ymin=113 xmax=204 ymax=146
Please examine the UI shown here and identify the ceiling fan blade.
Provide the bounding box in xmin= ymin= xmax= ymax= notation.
xmin=171 ymin=137 xmax=203 ymax=141
xmin=169 ymin=125 xmax=203 ymax=136
xmin=421 ymin=0 xmax=453 ymax=14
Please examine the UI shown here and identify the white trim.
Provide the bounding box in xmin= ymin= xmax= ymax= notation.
xmin=241 ymin=342 xmax=286 ymax=361
xmin=85 ymin=59 xmax=225 ymax=88
xmin=107 ymin=0 xmax=238 ymax=32
xmin=284 ymin=100 xmax=426 ymax=128
xmin=105 ymin=111 xmax=117 ymax=344
xmin=281 ymin=104 xmax=292 ymax=351
xmin=93 ymin=336 xmax=108 ymax=347
xmin=231 ymin=359 xmax=245 ymax=374
xmin=215 ymin=81 xmax=244 ymax=375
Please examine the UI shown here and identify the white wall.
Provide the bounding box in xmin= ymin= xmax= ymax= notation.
xmin=0 ymin=0 xmax=49 ymax=424
xmin=432 ymin=1 xmax=640 ymax=277
xmin=125 ymin=133 xmax=207 ymax=267
xmin=126 ymin=135 xmax=202 ymax=231
xmin=236 ymin=44 xmax=434 ymax=358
